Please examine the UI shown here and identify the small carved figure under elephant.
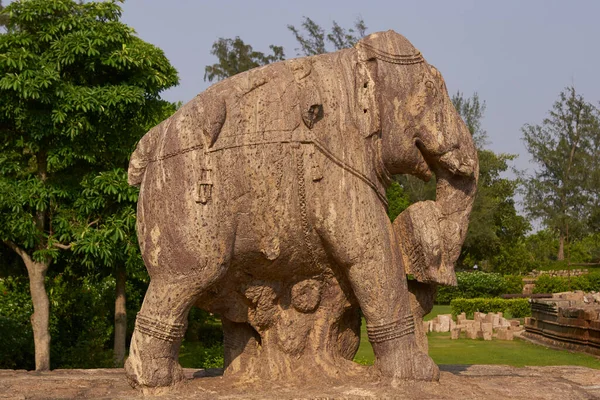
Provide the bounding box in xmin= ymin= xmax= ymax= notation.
xmin=125 ymin=30 xmax=478 ymax=388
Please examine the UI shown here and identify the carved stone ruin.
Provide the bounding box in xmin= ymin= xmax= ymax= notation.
xmin=124 ymin=30 xmax=479 ymax=389
xmin=524 ymin=292 xmax=600 ymax=356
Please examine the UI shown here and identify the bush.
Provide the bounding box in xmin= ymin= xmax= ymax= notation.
xmin=0 ymin=273 xmax=117 ymax=369
xmin=436 ymin=272 xmax=524 ymax=304
xmin=185 ymin=308 xmax=223 ymax=346
xmin=507 ymin=299 xmax=532 ymax=318
xmin=0 ymin=277 xmax=35 ymax=369
xmin=450 ymin=297 xmax=531 ymax=318
xmin=179 ymin=342 xmax=224 ymax=369
xmin=48 ymin=273 xmax=115 ymax=368
xmin=503 ymin=275 xmax=524 ymax=294
xmin=533 ymin=272 xmax=600 ymax=294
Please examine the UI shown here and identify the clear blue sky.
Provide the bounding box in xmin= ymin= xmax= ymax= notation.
xmin=117 ymin=0 xmax=600 ymax=175
xmin=6 ymin=0 xmax=598 ymax=174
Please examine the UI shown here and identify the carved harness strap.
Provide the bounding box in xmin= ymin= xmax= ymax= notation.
xmin=135 ymin=313 xmax=186 ymax=342
xmin=366 ymin=314 xmax=415 ymax=344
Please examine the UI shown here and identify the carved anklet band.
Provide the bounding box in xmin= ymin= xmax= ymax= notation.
xmin=366 ymin=315 xmax=415 ymax=344
xmin=135 ymin=313 xmax=186 ymax=342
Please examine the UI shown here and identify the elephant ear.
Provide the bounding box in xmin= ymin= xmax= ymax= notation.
xmin=287 ymin=58 xmax=323 ymax=130
xmin=354 ymin=59 xmax=380 ymax=138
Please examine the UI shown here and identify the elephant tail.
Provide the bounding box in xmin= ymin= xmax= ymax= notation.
xmin=128 ymin=120 xmax=166 ymax=187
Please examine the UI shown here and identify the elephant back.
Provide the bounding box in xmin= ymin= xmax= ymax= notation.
xmin=128 ymin=88 xmax=227 ymax=187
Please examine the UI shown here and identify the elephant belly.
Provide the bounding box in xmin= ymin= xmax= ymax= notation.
xmin=218 ymin=143 xmax=327 ymax=280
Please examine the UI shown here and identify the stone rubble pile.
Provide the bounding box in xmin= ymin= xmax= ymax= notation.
xmin=528 ymin=269 xmax=589 ymax=278
xmin=424 ymin=312 xmax=524 ymax=341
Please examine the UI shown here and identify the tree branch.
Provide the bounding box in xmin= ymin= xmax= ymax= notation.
xmin=4 ymin=240 xmax=26 ymax=258
xmin=52 ymin=242 xmax=72 ymax=250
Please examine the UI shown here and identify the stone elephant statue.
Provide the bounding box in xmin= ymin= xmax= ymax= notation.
xmin=125 ymin=30 xmax=478 ymax=388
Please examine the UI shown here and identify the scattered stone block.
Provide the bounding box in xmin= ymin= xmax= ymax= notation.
xmin=457 ymin=312 xmax=467 ymax=323
xmin=438 ymin=314 xmax=452 ymax=332
xmin=482 ymin=331 xmax=492 ymax=341
xmin=466 ymin=322 xmax=481 ymax=339
xmin=481 ymin=322 xmax=493 ymax=334
xmin=451 ymin=327 xmax=461 ymax=340
xmin=496 ymin=327 xmax=513 ymax=340
xmin=423 ymin=320 xmax=431 ymax=333
xmin=509 ymin=319 xmax=520 ymax=327
xmin=485 ymin=313 xmax=501 ymax=328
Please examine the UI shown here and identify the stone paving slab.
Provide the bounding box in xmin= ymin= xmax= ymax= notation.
xmin=1 ymin=365 xmax=599 ymax=399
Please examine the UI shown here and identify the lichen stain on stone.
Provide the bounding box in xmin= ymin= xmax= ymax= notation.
xmin=149 ymin=225 xmax=161 ymax=267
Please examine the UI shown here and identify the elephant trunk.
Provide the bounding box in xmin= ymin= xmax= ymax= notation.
xmin=394 ymin=119 xmax=478 ymax=286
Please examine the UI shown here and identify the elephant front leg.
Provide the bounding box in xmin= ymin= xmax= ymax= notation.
xmin=344 ymin=225 xmax=439 ymax=383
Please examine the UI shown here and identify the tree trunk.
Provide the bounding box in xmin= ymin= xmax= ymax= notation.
xmin=5 ymin=241 xmax=51 ymax=371
xmin=113 ymin=264 xmax=127 ymax=367
xmin=25 ymin=257 xmax=51 ymax=371
xmin=558 ymin=233 xmax=565 ymax=261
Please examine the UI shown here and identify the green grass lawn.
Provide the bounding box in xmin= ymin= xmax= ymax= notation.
xmin=180 ymin=305 xmax=600 ymax=370
xmin=354 ymin=305 xmax=600 ymax=369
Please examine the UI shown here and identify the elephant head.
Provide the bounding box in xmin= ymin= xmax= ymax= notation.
xmin=355 ymin=31 xmax=479 ymax=285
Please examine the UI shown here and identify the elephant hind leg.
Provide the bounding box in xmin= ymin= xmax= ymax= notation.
xmin=125 ymin=270 xmax=226 ymax=388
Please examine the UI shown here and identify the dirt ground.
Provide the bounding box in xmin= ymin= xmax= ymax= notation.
xmin=1 ymin=364 xmax=599 ymax=399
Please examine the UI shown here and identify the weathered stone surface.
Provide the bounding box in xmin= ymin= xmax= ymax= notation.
xmin=2 ymin=366 xmax=600 ymax=399
xmin=124 ymin=30 xmax=478 ymax=389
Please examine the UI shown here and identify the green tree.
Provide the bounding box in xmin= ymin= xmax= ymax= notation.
xmin=204 ymin=17 xmax=367 ymax=82
xmin=287 ymin=16 xmax=367 ymax=56
xmin=204 ymin=37 xmax=284 ymax=82
xmin=73 ymin=169 xmax=143 ymax=366
xmin=522 ymin=87 xmax=600 ymax=260
xmin=0 ymin=1 xmax=8 ymax=30
xmin=0 ymin=0 xmax=177 ymax=370
xmin=386 ymin=181 xmax=410 ymax=221
xmin=453 ymin=92 xmax=530 ymax=271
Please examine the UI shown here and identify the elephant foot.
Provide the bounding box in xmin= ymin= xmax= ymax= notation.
xmin=125 ymin=330 xmax=186 ymax=388
xmin=370 ymin=320 xmax=439 ymax=383
xmin=374 ymin=338 xmax=439 ymax=382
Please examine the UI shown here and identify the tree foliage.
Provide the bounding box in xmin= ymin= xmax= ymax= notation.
xmin=287 ymin=16 xmax=367 ymax=56
xmin=522 ymin=87 xmax=600 ymax=259
xmin=204 ymin=37 xmax=284 ymax=82
xmin=0 ymin=0 xmax=178 ymax=369
xmin=204 ymin=17 xmax=367 ymax=82
xmin=0 ymin=1 xmax=8 ymax=30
